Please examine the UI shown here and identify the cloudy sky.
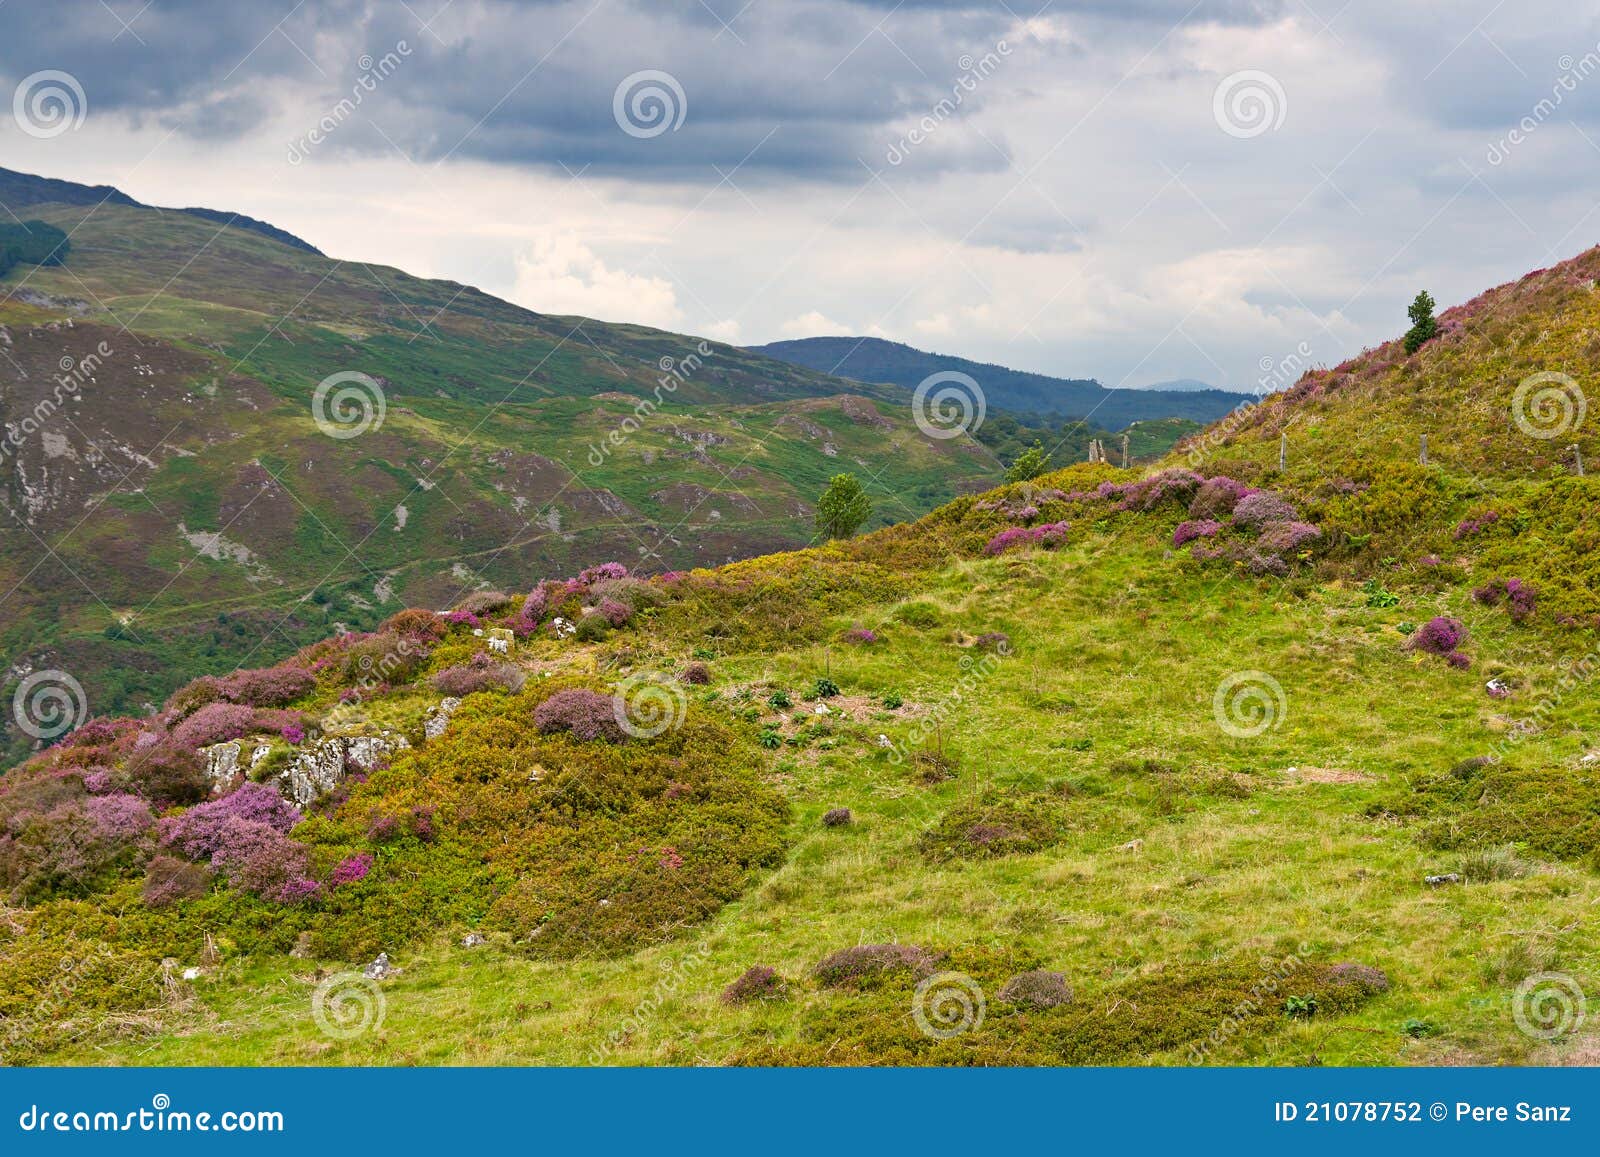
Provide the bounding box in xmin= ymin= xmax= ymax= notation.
xmin=2 ymin=0 xmax=1599 ymax=390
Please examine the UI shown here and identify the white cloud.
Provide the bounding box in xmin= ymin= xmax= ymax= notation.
xmin=510 ymin=231 xmax=681 ymax=327
xmin=701 ymin=319 xmax=742 ymax=342
xmin=779 ymin=310 xmax=849 ymax=338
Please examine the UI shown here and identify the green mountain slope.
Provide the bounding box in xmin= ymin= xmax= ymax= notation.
xmin=753 ymin=335 xmax=1254 ymax=427
xmin=0 ymin=168 xmax=1001 ymax=742
xmin=4 ymin=246 xmax=1598 ymax=1068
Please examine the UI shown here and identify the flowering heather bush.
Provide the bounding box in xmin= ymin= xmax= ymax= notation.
xmin=683 ymin=662 xmax=712 ymax=685
xmin=205 ymin=816 xmax=315 ymax=902
xmin=722 ymin=965 xmax=786 ymax=1005
xmin=1257 ymin=520 xmax=1322 ymax=555
xmin=577 ymin=562 xmax=629 ymax=585
xmin=813 ymin=943 xmax=941 ymax=989
xmin=985 ymin=520 xmax=1070 ymax=556
xmin=975 ymin=632 xmax=1011 ymax=653
xmin=598 ymin=597 xmax=633 ymax=627
xmin=84 ymin=794 xmax=153 ymax=843
xmin=1231 ymin=491 xmax=1298 ymax=530
xmin=842 ymin=627 xmax=878 ymax=645
xmin=81 ymin=768 xmax=113 ymax=795
xmin=281 ymin=722 xmax=305 ymax=745
xmin=1475 ymin=578 xmax=1536 ymax=623
xmin=443 ymin=609 xmax=481 ymax=628
xmin=159 ymin=783 xmax=302 ymax=861
xmin=431 ymin=662 xmax=522 ymax=697
xmin=62 ymin=717 xmax=136 ymax=748
xmin=329 ymin=852 xmax=374 ymax=888
xmin=453 ymin=590 xmax=515 ymax=616
xmin=532 ymin=688 xmax=627 ymax=743
xmin=141 ymin=854 xmax=212 ymax=908
xmin=1114 ymin=468 xmax=1204 ymax=512
xmin=998 ymin=969 xmax=1072 ymax=1009
xmin=1172 ymin=519 xmax=1222 ymax=548
xmin=169 ymin=703 xmax=257 ymax=750
xmin=1454 ymin=510 xmax=1500 ymax=539
xmin=1446 ymin=651 xmax=1472 ymax=670
xmin=219 ymin=665 xmax=315 ymax=708
xmin=822 ymin=807 xmax=853 ymax=827
xmin=123 ymin=745 xmax=210 ymax=807
xmin=1188 ymin=476 xmax=1254 ymax=520
xmin=1409 ymin=616 xmax=1467 ymax=656
xmin=522 ymin=586 xmax=548 ymax=621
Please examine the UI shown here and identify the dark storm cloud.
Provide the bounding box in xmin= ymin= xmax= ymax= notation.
xmin=0 ymin=0 xmax=1285 ymax=181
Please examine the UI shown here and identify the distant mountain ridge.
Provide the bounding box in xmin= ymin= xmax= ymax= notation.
xmin=0 ymin=164 xmax=324 ymax=255
xmin=752 ymin=336 xmax=1253 ymax=428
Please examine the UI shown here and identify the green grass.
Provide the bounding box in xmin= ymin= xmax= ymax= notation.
xmin=24 ymin=516 xmax=1600 ymax=1067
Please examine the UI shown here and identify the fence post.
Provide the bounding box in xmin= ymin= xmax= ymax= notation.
xmin=1279 ymin=432 xmax=1286 ymax=471
xmin=1121 ymin=434 xmax=1130 ymax=468
xmin=1420 ymin=434 xmax=1428 ymax=465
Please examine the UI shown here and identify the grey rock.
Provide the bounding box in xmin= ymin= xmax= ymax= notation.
xmin=1425 ymin=873 xmax=1462 ymax=886
xmin=423 ymin=696 xmax=463 ymax=741
xmin=363 ymin=952 xmax=397 ymax=980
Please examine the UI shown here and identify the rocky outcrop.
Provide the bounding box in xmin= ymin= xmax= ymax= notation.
xmin=423 ymin=697 xmax=462 ymax=741
xmin=275 ymin=732 xmax=410 ymax=807
xmin=199 ymin=740 xmax=273 ymax=790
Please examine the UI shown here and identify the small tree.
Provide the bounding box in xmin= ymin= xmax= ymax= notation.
xmin=1005 ymin=440 xmax=1051 ymax=483
xmin=815 ymin=473 xmax=872 ymax=540
xmin=1403 ymin=290 xmax=1437 ymax=354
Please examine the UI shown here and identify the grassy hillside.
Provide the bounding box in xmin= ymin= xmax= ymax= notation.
xmin=0 ymin=173 xmax=1001 ymax=745
xmin=5 ymin=227 xmax=1600 ymax=1071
